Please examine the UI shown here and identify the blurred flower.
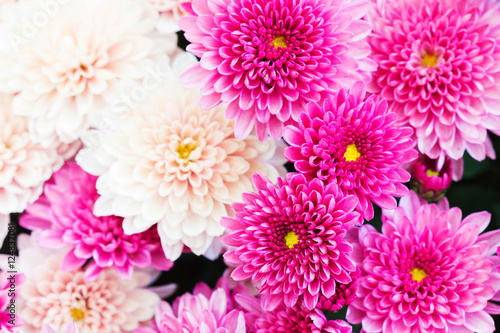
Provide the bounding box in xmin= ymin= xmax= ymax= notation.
xmin=347 ymin=192 xmax=500 ymax=332
xmin=0 ymin=271 xmax=24 ymax=332
xmin=148 ymin=0 xmax=191 ymax=33
xmin=237 ymin=294 xmax=352 ymax=333
xmin=0 ymin=94 xmax=80 ymax=214
xmin=18 ymin=233 xmax=161 ymax=333
xmin=179 ymin=0 xmax=376 ymax=140
xmin=0 ymin=214 xmax=8 ymax=248
xmin=77 ymin=52 xmax=285 ymax=261
xmin=223 ymin=173 xmax=360 ymax=311
xmin=0 ymin=0 xmax=177 ymax=144
xmin=20 ymin=162 xmax=172 ymax=281
xmin=409 ymin=153 xmax=464 ymax=202
xmin=367 ymin=0 xmax=500 ymax=162
xmin=283 ymin=83 xmax=417 ymax=220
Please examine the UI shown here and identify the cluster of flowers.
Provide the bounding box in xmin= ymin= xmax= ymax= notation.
xmin=0 ymin=0 xmax=499 ymax=331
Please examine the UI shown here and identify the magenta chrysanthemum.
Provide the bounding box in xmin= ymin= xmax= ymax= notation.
xmin=283 ymin=83 xmax=417 ymax=220
xmin=223 ymin=173 xmax=360 ymax=311
xmin=367 ymin=0 xmax=500 ymax=162
xmin=318 ymin=267 xmax=360 ymax=312
xmin=20 ymin=162 xmax=172 ymax=281
xmin=237 ymin=295 xmax=352 ymax=333
xmin=179 ymin=0 xmax=376 ymax=140
xmin=347 ymin=192 xmax=500 ymax=333
xmin=0 ymin=271 xmax=24 ymax=332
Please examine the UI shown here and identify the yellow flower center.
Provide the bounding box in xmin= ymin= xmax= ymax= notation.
xmin=426 ymin=169 xmax=440 ymax=177
xmin=421 ymin=53 xmax=438 ymax=68
xmin=270 ymin=35 xmax=287 ymax=49
xmin=177 ymin=142 xmax=197 ymax=160
xmin=344 ymin=143 xmax=361 ymax=162
xmin=70 ymin=308 xmax=85 ymax=321
xmin=410 ymin=267 xmax=427 ymax=283
xmin=284 ymin=231 xmax=299 ymax=249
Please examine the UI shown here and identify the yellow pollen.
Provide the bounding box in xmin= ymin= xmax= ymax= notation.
xmin=344 ymin=143 xmax=361 ymax=162
xmin=410 ymin=267 xmax=427 ymax=283
xmin=70 ymin=308 xmax=85 ymax=321
xmin=270 ymin=35 xmax=288 ymax=49
xmin=426 ymin=169 xmax=440 ymax=177
xmin=421 ymin=53 xmax=438 ymax=68
xmin=284 ymin=231 xmax=299 ymax=249
xmin=176 ymin=142 xmax=197 ymax=160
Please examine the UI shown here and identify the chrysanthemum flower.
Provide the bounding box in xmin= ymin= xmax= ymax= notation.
xmin=148 ymin=0 xmax=191 ymax=33
xmin=237 ymin=294 xmax=352 ymax=333
xmin=20 ymin=162 xmax=173 ymax=281
xmin=223 ymin=173 xmax=360 ymax=311
xmin=283 ymin=83 xmax=417 ymax=220
xmin=41 ymin=323 xmax=79 ymax=333
xmin=0 ymin=94 xmax=80 ymax=214
xmin=0 ymin=214 xmax=8 ymax=248
xmin=0 ymin=0 xmax=177 ymax=144
xmin=367 ymin=0 xmax=500 ymax=162
xmin=409 ymin=153 xmax=463 ymax=202
xmin=347 ymin=192 xmax=500 ymax=333
xmin=318 ymin=267 xmax=360 ymax=312
xmin=18 ymin=234 xmax=161 ymax=333
xmin=77 ymin=52 xmax=286 ymax=261
xmin=0 ymin=271 xmax=24 ymax=332
xmin=179 ymin=0 xmax=376 ymax=140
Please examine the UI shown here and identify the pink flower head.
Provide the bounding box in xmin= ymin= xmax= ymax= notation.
xmin=41 ymin=323 xmax=79 ymax=333
xmin=20 ymin=162 xmax=172 ymax=281
xmin=318 ymin=267 xmax=360 ymax=312
xmin=147 ymin=288 xmax=246 ymax=332
xmin=347 ymin=192 xmax=500 ymax=333
xmin=236 ymin=294 xmax=352 ymax=333
xmin=283 ymin=82 xmax=418 ymax=220
xmin=0 ymin=271 xmax=24 ymax=332
xmin=223 ymin=173 xmax=360 ymax=311
xmin=179 ymin=0 xmax=376 ymax=140
xmin=409 ymin=153 xmax=464 ymax=202
xmin=367 ymin=0 xmax=500 ymax=162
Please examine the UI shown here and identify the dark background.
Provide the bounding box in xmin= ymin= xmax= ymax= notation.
xmin=3 ymin=30 xmax=500 ymax=331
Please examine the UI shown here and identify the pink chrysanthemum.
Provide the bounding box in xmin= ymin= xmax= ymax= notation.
xmin=41 ymin=323 xmax=79 ymax=333
xmin=20 ymin=162 xmax=172 ymax=281
xmin=0 ymin=94 xmax=80 ymax=214
xmin=283 ymin=83 xmax=417 ymax=220
xmin=318 ymin=267 xmax=360 ymax=312
xmin=179 ymin=0 xmax=376 ymax=140
xmin=18 ymin=234 xmax=161 ymax=333
xmin=0 ymin=271 xmax=24 ymax=332
xmin=237 ymin=295 xmax=352 ymax=333
xmin=347 ymin=192 xmax=500 ymax=333
xmin=223 ymin=173 xmax=360 ymax=311
xmin=409 ymin=153 xmax=463 ymax=202
xmin=367 ymin=0 xmax=500 ymax=162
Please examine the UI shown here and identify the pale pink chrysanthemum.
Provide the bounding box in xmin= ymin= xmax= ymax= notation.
xmin=367 ymin=0 xmax=500 ymax=163
xmin=178 ymin=0 xmax=376 ymax=141
xmin=409 ymin=153 xmax=463 ymax=202
xmin=236 ymin=294 xmax=353 ymax=333
xmin=20 ymin=162 xmax=173 ymax=281
xmin=18 ymin=234 xmax=161 ymax=333
xmin=283 ymin=83 xmax=418 ymax=220
xmin=347 ymin=192 xmax=500 ymax=333
xmin=40 ymin=323 xmax=80 ymax=333
xmin=0 ymin=94 xmax=80 ymax=214
xmin=0 ymin=0 xmax=177 ymax=144
xmin=223 ymin=173 xmax=360 ymax=311
xmin=148 ymin=0 xmax=191 ymax=33
xmin=77 ymin=52 xmax=286 ymax=261
xmin=0 ymin=214 xmax=8 ymax=248
xmin=0 ymin=271 xmax=24 ymax=332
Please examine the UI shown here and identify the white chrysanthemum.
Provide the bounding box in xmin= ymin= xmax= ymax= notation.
xmin=0 ymin=214 xmax=7 ymax=248
xmin=17 ymin=233 xmax=160 ymax=333
xmin=0 ymin=94 xmax=80 ymax=214
xmin=0 ymin=0 xmax=177 ymax=144
xmin=148 ymin=0 xmax=191 ymax=33
xmin=77 ymin=52 xmax=286 ymax=260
